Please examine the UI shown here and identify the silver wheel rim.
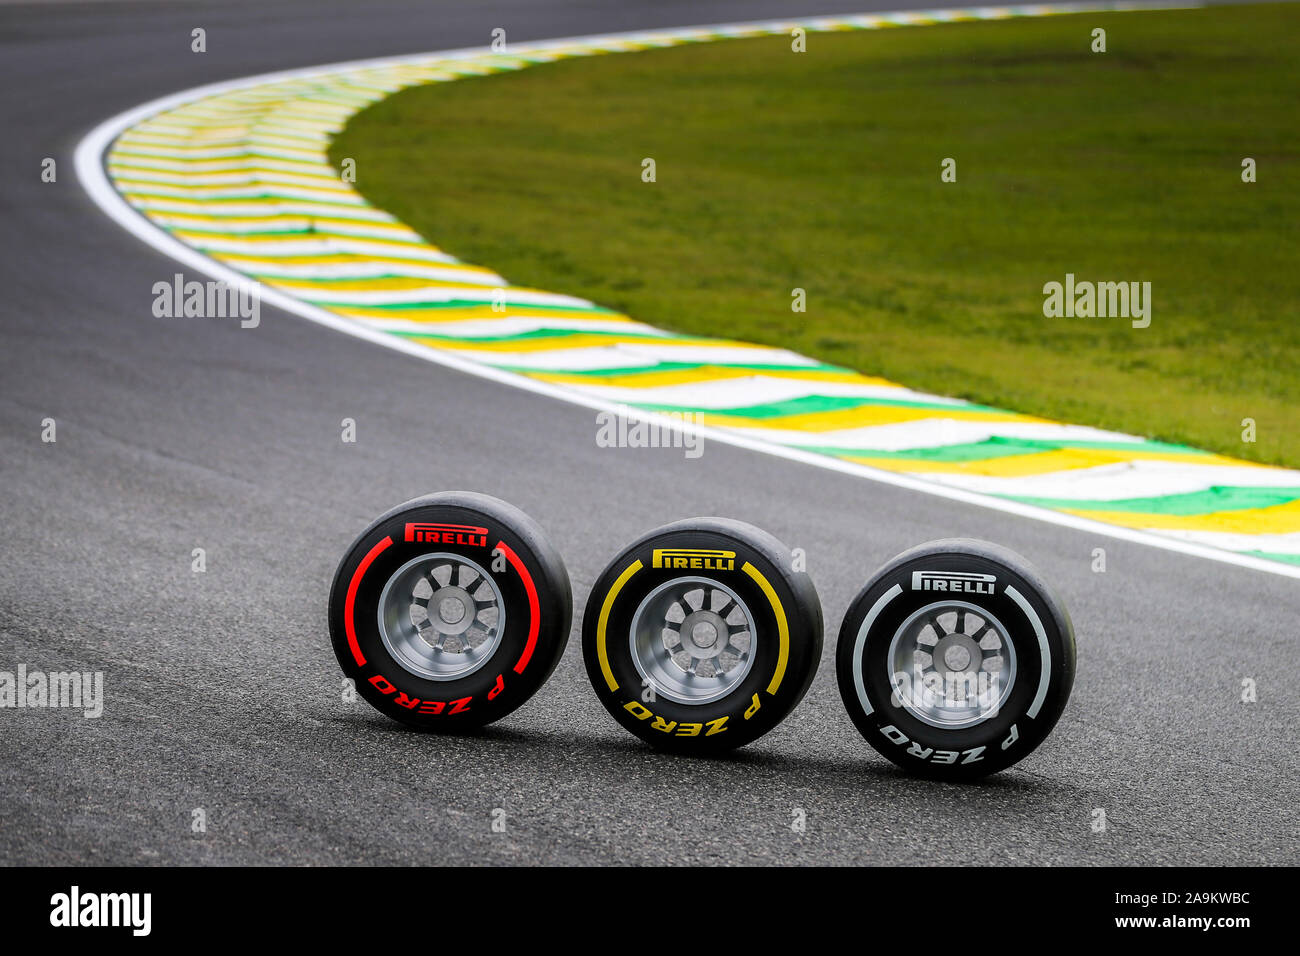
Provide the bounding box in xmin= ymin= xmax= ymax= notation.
xmin=886 ymin=600 xmax=1016 ymax=729
xmin=377 ymin=552 xmax=505 ymax=681
xmin=629 ymin=576 xmax=756 ymax=705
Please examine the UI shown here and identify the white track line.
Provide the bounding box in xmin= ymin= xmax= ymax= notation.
xmin=76 ymin=3 xmax=1300 ymax=581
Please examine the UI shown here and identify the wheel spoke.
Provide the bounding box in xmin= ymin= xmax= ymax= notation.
xmin=891 ymin=600 xmax=1017 ymax=729
xmin=630 ymin=577 xmax=757 ymax=703
xmin=379 ymin=552 xmax=506 ymax=679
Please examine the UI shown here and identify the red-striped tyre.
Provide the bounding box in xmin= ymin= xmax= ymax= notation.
xmin=329 ymin=492 xmax=571 ymax=730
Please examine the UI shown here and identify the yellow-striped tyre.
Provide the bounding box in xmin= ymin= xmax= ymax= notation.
xmin=581 ymin=518 xmax=822 ymax=753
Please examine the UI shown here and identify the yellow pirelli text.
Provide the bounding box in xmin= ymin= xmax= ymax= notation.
xmin=651 ymin=548 xmax=736 ymax=571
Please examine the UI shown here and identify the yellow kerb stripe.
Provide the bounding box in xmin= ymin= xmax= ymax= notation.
xmin=743 ymin=562 xmax=789 ymax=696
xmin=848 ymin=447 xmax=1228 ymax=478
xmin=597 ymin=560 xmax=643 ymax=691
xmin=1064 ymin=496 xmax=1300 ymax=534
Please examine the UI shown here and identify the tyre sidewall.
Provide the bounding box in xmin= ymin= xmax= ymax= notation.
xmin=837 ymin=543 xmax=1074 ymax=778
xmin=583 ymin=520 xmax=821 ymax=753
xmin=329 ymin=494 xmax=570 ymax=729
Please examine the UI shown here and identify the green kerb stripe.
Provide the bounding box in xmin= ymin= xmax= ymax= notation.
xmin=630 ymin=394 xmax=1011 ymax=420
xmin=515 ymin=360 xmax=850 ymax=377
xmin=1002 ymin=486 xmax=1300 ymax=517
xmin=1241 ymin=551 xmax=1300 ymax=566
xmin=795 ymin=437 xmax=1212 ymax=462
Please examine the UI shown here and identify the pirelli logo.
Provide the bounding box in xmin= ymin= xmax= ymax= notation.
xmin=911 ymin=570 xmax=997 ymax=594
xmin=405 ymin=522 xmax=489 ymax=547
xmin=652 ymin=548 xmax=736 ymax=571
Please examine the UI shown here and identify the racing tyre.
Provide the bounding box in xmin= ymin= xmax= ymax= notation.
xmin=836 ymin=539 xmax=1075 ymax=779
xmin=329 ymin=492 xmax=571 ymax=730
xmin=582 ymin=518 xmax=822 ymax=753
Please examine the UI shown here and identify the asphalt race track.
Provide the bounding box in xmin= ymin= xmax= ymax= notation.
xmin=2 ymin=0 xmax=1296 ymax=865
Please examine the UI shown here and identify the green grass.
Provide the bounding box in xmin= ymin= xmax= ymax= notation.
xmin=331 ymin=4 xmax=1300 ymax=465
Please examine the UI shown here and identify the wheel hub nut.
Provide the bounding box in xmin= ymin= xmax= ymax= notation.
xmin=678 ymin=610 xmax=730 ymax=659
xmin=691 ymin=621 xmax=719 ymax=648
xmin=943 ymin=644 xmax=972 ymax=671
xmin=439 ymin=596 xmax=467 ymax=625
xmin=426 ymin=585 xmax=477 ymax=637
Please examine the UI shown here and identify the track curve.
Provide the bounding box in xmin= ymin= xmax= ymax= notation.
xmin=81 ymin=1 xmax=1300 ymax=580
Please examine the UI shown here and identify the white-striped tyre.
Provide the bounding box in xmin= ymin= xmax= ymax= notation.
xmin=835 ymin=539 xmax=1075 ymax=779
